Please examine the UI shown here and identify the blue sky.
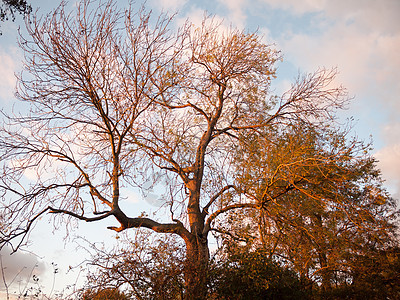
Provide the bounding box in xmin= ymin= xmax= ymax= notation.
xmin=0 ymin=0 xmax=399 ymax=297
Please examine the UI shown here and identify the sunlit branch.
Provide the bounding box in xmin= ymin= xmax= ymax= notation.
xmin=203 ymin=203 xmax=259 ymax=235
xmin=43 ymin=148 xmax=113 ymax=207
xmin=133 ymin=138 xmax=191 ymax=184
xmin=210 ymin=227 xmax=251 ymax=243
xmin=202 ymin=185 xmax=236 ymax=216
xmin=108 ymin=215 xmax=190 ymax=241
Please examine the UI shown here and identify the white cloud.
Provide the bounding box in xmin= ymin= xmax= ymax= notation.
xmin=217 ymin=0 xmax=247 ymax=28
xmin=0 ymin=47 xmax=21 ymax=103
xmin=372 ymin=33 xmax=400 ymax=114
xmin=259 ymin=0 xmax=400 ymax=32
xmin=278 ymin=24 xmax=376 ymax=91
xmin=323 ymin=0 xmax=400 ymax=34
xmin=176 ymin=5 xmax=230 ymax=41
xmin=375 ymin=145 xmax=400 ymax=199
xmin=270 ymin=0 xmax=400 ymax=117
xmin=374 ymin=123 xmax=400 ymax=199
xmin=151 ymin=0 xmax=188 ymax=12
xmin=120 ymin=188 xmax=140 ymax=204
xmin=259 ymin=0 xmax=325 ymax=14
xmin=176 ymin=6 xmax=208 ymax=27
xmin=9 ymin=148 xmax=66 ymax=183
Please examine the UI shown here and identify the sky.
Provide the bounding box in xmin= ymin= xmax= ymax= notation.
xmin=0 ymin=0 xmax=399 ymax=298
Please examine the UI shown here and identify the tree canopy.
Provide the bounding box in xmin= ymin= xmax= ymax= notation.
xmin=0 ymin=0 xmax=31 ymax=33
xmin=216 ymin=121 xmax=399 ymax=295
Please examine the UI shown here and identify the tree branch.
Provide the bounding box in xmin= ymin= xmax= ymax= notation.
xmin=0 ymin=207 xmax=50 ymax=253
xmin=202 ymin=185 xmax=236 ymax=216
xmin=108 ymin=215 xmax=191 ymax=243
xmin=48 ymin=206 xmax=113 ymax=222
xmin=203 ymin=202 xmax=259 ymax=235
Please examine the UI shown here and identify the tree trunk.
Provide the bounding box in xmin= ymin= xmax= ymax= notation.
xmin=318 ymin=251 xmax=332 ymax=293
xmin=314 ymin=214 xmax=331 ymax=294
xmin=183 ymin=234 xmax=210 ymax=300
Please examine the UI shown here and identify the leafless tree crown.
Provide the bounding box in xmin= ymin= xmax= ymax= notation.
xmin=0 ymin=0 xmax=349 ymax=254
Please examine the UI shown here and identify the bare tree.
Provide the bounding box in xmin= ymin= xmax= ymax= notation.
xmin=0 ymin=0 xmax=350 ymax=298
